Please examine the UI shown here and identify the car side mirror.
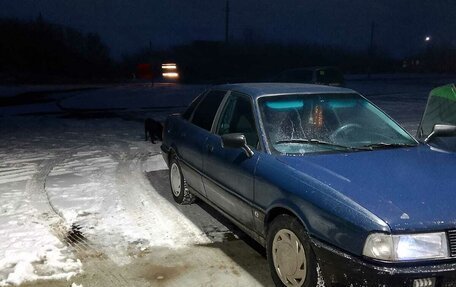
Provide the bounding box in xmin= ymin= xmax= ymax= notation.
xmin=424 ymin=124 xmax=456 ymax=143
xmin=221 ymin=133 xmax=254 ymax=158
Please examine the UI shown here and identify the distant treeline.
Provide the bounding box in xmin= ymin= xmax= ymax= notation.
xmin=411 ymin=44 xmax=456 ymax=73
xmin=0 ymin=17 xmax=113 ymax=84
xmin=122 ymin=44 xmax=456 ymax=84
xmin=1 ymin=17 xmax=456 ymax=84
xmin=121 ymin=40 xmax=397 ymax=83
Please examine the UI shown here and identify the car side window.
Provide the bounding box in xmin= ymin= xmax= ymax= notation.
xmin=182 ymin=93 xmax=205 ymax=120
xmin=191 ymin=90 xmax=226 ymax=131
xmin=217 ymin=93 xmax=259 ymax=148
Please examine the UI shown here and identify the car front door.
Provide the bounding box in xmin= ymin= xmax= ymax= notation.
xmin=178 ymin=90 xmax=227 ymax=196
xmin=202 ymin=92 xmax=260 ymax=229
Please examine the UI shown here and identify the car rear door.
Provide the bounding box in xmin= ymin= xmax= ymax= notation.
xmin=202 ymin=92 xmax=260 ymax=229
xmin=177 ymin=90 xmax=227 ymax=196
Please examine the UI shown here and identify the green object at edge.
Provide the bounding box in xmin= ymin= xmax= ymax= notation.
xmin=430 ymin=84 xmax=456 ymax=102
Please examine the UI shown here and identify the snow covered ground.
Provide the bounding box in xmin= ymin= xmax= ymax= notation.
xmin=0 ymin=113 xmax=255 ymax=286
xmin=0 ymin=77 xmax=455 ymax=286
xmin=0 ymin=84 xmax=270 ymax=286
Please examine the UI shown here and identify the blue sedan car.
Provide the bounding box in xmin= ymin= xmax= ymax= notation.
xmin=161 ymin=83 xmax=456 ymax=287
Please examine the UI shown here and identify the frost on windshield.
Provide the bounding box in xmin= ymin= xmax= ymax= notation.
xmin=259 ymin=93 xmax=416 ymax=155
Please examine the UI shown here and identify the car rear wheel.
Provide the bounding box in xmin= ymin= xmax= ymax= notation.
xmin=169 ymin=157 xmax=195 ymax=205
xmin=267 ymin=214 xmax=317 ymax=287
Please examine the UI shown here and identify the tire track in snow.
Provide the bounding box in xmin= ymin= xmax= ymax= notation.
xmin=121 ymin=140 xmax=238 ymax=245
xmin=0 ymin=149 xmax=82 ymax=285
xmin=54 ymin=162 xmax=131 ymax=286
xmin=85 ymin=139 xmax=214 ymax=256
xmin=24 ymin=146 xmax=131 ymax=287
xmin=26 ymin=149 xmax=76 ymax=222
xmin=105 ymin=141 xmax=211 ymax=251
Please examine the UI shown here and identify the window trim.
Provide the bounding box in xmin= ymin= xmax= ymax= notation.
xmin=213 ymin=91 xmax=235 ymax=134
xmin=212 ymin=90 xmax=263 ymax=151
xmin=189 ymin=89 xmax=229 ymax=131
xmin=188 ymin=90 xmax=208 ymax=122
xmin=184 ymin=91 xmax=207 ymax=121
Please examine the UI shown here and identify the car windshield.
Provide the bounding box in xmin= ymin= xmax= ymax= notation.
xmin=258 ymin=93 xmax=417 ymax=155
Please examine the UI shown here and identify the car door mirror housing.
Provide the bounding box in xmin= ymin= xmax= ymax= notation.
xmin=424 ymin=124 xmax=456 ymax=143
xmin=221 ymin=133 xmax=254 ymax=158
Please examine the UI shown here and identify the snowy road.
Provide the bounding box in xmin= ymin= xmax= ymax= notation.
xmin=0 ymin=77 xmax=455 ymax=286
xmin=0 ymin=112 xmax=271 ymax=286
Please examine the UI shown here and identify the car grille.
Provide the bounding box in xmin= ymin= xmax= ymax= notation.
xmin=448 ymin=230 xmax=456 ymax=257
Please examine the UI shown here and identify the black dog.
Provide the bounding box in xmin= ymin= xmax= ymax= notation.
xmin=145 ymin=118 xmax=163 ymax=144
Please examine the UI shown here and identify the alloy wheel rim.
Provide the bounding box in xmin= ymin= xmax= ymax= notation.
xmin=272 ymin=229 xmax=307 ymax=287
xmin=170 ymin=163 xmax=181 ymax=197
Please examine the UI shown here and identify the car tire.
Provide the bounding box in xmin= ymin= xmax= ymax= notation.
xmin=169 ymin=157 xmax=195 ymax=205
xmin=267 ymin=214 xmax=317 ymax=287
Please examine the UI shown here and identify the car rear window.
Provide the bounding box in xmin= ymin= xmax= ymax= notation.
xmin=191 ymin=90 xmax=226 ymax=131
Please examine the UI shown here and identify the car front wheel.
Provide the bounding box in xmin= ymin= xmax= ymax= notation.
xmin=169 ymin=157 xmax=195 ymax=205
xmin=267 ymin=214 xmax=317 ymax=287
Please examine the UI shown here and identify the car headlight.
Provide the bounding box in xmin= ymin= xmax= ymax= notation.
xmin=363 ymin=232 xmax=449 ymax=261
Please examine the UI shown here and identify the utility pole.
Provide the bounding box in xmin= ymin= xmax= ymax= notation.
xmin=225 ymin=0 xmax=230 ymax=43
xmin=367 ymin=21 xmax=375 ymax=78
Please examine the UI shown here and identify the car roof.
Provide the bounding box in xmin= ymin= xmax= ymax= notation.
xmin=215 ymin=83 xmax=356 ymax=99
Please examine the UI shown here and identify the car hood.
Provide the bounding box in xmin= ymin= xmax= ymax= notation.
xmin=277 ymin=145 xmax=456 ymax=232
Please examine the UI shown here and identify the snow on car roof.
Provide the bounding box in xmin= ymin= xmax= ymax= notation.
xmin=216 ymin=83 xmax=355 ymax=98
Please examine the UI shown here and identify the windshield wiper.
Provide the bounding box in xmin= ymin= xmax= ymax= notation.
xmin=360 ymin=142 xmax=417 ymax=150
xmin=275 ymin=139 xmax=370 ymax=151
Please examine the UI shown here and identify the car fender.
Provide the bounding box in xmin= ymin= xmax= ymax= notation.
xmin=255 ymin=155 xmax=390 ymax=256
xmin=265 ymin=199 xmax=311 ymax=235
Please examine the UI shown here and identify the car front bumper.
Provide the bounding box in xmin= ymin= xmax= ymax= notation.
xmin=312 ymin=238 xmax=456 ymax=287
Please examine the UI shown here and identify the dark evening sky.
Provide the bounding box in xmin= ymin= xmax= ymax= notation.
xmin=1 ymin=0 xmax=455 ymax=58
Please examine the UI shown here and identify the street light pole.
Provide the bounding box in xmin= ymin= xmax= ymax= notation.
xmin=424 ymin=35 xmax=431 ymax=72
xmin=367 ymin=22 xmax=375 ymax=79
xmin=225 ymin=0 xmax=230 ymax=43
